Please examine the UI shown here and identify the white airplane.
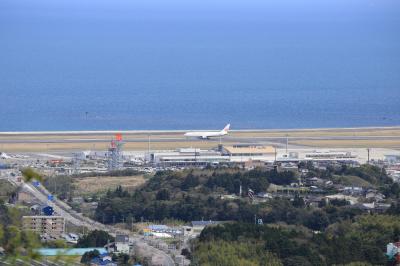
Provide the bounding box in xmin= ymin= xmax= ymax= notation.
xmin=184 ymin=124 xmax=230 ymax=139
xmin=0 ymin=152 xmax=11 ymax=159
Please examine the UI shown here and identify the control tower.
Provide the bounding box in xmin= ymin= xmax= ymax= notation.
xmin=107 ymin=133 xmax=124 ymax=171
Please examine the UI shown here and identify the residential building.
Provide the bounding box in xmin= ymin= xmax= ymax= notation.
xmin=90 ymin=254 xmax=116 ymax=266
xmin=305 ymin=196 xmax=324 ymax=208
xmin=386 ymin=242 xmax=400 ymax=263
xmin=325 ymin=194 xmax=358 ymax=205
xmin=22 ymin=215 xmax=65 ymax=240
xmin=17 ymin=190 xmax=35 ymax=203
xmin=115 ymin=234 xmax=130 ymax=254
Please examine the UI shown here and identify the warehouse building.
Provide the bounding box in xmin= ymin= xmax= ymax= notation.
xmin=304 ymin=151 xmax=357 ymax=161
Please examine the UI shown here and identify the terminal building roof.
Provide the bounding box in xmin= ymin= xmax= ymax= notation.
xmin=223 ymin=145 xmax=275 ymax=155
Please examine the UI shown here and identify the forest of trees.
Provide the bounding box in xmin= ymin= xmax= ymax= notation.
xmin=191 ymin=215 xmax=400 ymax=266
xmin=92 ymin=166 xmax=400 ymax=265
xmin=94 ymin=166 xmax=396 ymax=228
xmin=94 ymin=169 xmax=298 ymax=223
xmin=76 ymin=230 xmax=114 ymax=248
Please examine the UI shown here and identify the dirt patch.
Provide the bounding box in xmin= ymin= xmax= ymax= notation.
xmin=73 ymin=175 xmax=146 ymax=194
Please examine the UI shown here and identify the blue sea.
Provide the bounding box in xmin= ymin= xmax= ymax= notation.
xmin=0 ymin=0 xmax=399 ymax=131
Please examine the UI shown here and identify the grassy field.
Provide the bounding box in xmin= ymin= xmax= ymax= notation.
xmin=331 ymin=175 xmax=373 ymax=187
xmin=73 ymin=175 xmax=146 ymax=194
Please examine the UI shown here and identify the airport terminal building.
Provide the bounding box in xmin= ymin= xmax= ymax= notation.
xmin=151 ymin=148 xmax=230 ymax=167
xmin=150 ymin=145 xmax=277 ymax=167
xmin=221 ymin=145 xmax=276 ymax=162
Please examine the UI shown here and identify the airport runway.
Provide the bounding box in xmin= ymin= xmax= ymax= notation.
xmin=0 ymin=135 xmax=400 ymax=144
xmin=0 ymin=126 xmax=399 ymax=152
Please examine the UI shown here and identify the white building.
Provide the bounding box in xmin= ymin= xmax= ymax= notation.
xmin=151 ymin=148 xmax=229 ymax=167
xmin=115 ymin=234 xmax=130 ymax=254
xmin=304 ymin=151 xmax=357 ymax=161
xmin=385 ymin=155 xmax=400 ymax=164
xmin=222 ymin=145 xmax=276 ymax=162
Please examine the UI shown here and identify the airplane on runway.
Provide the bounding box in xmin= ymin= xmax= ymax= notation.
xmin=0 ymin=152 xmax=11 ymax=159
xmin=184 ymin=124 xmax=230 ymax=139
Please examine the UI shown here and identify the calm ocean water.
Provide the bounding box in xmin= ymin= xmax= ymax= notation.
xmin=0 ymin=0 xmax=399 ymax=131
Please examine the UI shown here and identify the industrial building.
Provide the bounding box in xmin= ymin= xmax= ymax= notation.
xmin=385 ymin=154 xmax=400 ymax=164
xmin=149 ymin=145 xmax=359 ymax=167
xmin=304 ymin=151 xmax=357 ymax=161
xmin=22 ymin=215 xmax=65 ymax=240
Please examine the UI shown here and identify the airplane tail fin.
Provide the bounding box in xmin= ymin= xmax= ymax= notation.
xmin=222 ymin=123 xmax=230 ymax=133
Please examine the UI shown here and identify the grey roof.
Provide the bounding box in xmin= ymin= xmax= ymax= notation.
xmin=115 ymin=234 xmax=129 ymax=243
xmin=149 ymin=225 xmax=169 ymax=230
xmin=191 ymin=221 xmax=218 ymax=227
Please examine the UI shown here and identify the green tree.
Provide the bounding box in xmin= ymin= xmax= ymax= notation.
xmin=0 ymin=201 xmax=42 ymax=262
xmin=21 ymin=168 xmax=43 ymax=182
xmin=80 ymin=249 xmax=100 ymax=264
xmin=113 ymin=253 xmax=130 ymax=265
xmin=305 ymin=210 xmax=329 ymax=231
xmin=76 ymin=230 xmax=114 ymax=248
xmin=156 ymin=189 xmax=170 ymax=200
xmin=0 ymin=224 xmax=4 ymax=242
xmin=292 ymin=194 xmax=305 ymax=208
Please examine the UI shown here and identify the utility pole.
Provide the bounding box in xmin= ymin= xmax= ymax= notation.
xmin=367 ymin=148 xmax=370 ymax=164
xmin=148 ymin=134 xmax=151 ymax=163
xmin=54 ymin=176 xmax=57 ymax=195
xmin=194 ymin=148 xmax=197 ymax=167
xmin=286 ymin=134 xmax=289 ymax=154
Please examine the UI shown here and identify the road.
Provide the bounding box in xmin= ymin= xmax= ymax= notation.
xmin=14 ymin=179 xmax=175 ymax=266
